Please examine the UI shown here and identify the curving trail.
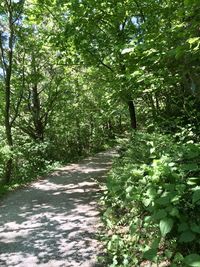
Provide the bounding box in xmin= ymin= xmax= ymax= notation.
xmin=0 ymin=150 xmax=117 ymax=267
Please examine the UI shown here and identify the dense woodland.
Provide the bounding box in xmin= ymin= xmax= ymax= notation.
xmin=0 ymin=0 xmax=200 ymax=266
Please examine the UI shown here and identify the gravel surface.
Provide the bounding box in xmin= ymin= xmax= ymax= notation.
xmin=0 ymin=150 xmax=117 ymax=267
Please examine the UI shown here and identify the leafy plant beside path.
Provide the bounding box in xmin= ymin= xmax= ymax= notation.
xmin=102 ymin=131 xmax=200 ymax=266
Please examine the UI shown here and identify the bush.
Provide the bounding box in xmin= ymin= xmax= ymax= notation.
xmin=13 ymin=140 xmax=53 ymax=182
xmin=102 ymin=131 xmax=200 ymax=266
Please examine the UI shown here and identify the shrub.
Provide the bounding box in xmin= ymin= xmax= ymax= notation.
xmin=102 ymin=132 xmax=200 ymax=266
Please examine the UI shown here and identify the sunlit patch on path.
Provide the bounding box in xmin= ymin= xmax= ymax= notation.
xmin=0 ymin=150 xmax=118 ymax=267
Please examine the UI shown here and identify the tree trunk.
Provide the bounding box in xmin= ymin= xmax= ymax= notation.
xmin=76 ymin=116 xmax=82 ymax=155
xmin=149 ymin=94 xmax=156 ymax=118
xmin=107 ymin=119 xmax=115 ymax=138
xmin=155 ymin=93 xmax=160 ymax=111
xmin=3 ymin=17 xmax=14 ymax=183
xmin=4 ymin=158 xmax=13 ymax=184
xmin=32 ymin=85 xmax=44 ymax=141
xmin=128 ymin=100 xmax=137 ymax=129
xmin=3 ymin=73 xmax=14 ymax=184
xmin=1 ymin=0 xmax=24 ymax=183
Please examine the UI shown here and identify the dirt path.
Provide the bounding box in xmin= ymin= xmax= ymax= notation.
xmin=0 ymin=150 xmax=117 ymax=267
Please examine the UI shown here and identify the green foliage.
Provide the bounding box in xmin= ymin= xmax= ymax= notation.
xmin=0 ymin=2 xmax=200 ymax=266
xmin=13 ymin=140 xmax=51 ymax=180
xmin=102 ymin=132 xmax=200 ymax=266
xmin=184 ymin=254 xmax=200 ymax=267
xmin=1 ymin=0 xmax=200 ymax=186
xmin=160 ymin=218 xmax=174 ymax=237
xmin=0 ymin=0 xmax=126 ymax=186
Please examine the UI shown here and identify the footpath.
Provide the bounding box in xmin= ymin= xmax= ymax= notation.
xmin=0 ymin=150 xmax=117 ymax=267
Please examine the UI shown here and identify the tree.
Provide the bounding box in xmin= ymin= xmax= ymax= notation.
xmin=46 ymin=0 xmax=141 ymax=129
xmin=0 ymin=0 xmax=24 ymax=183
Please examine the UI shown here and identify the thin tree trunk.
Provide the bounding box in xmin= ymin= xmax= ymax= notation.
xmin=4 ymin=159 xmax=13 ymax=184
xmin=108 ymin=119 xmax=115 ymax=138
xmin=76 ymin=117 xmax=82 ymax=155
xmin=4 ymin=82 xmax=13 ymax=183
xmin=149 ymin=94 xmax=156 ymax=118
xmin=128 ymin=100 xmax=137 ymax=129
xmin=3 ymin=4 xmax=14 ymax=184
xmin=155 ymin=93 xmax=160 ymax=111
xmin=31 ymin=85 xmax=44 ymax=141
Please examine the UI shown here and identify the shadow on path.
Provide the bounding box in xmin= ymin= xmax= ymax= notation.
xmin=0 ymin=150 xmax=118 ymax=267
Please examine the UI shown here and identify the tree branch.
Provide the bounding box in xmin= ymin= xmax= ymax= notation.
xmin=87 ymin=50 xmax=114 ymax=72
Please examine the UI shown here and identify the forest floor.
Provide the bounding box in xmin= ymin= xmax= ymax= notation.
xmin=0 ymin=149 xmax=118 ymax=267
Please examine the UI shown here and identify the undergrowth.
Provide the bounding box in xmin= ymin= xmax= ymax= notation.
xmin=102 ymin=128 xmax=200 ymax=266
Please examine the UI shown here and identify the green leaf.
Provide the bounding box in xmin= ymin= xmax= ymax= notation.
xmin=123 ymin=255 xmax=129 ymax=265
xmin=182 ymin=163 xmax=198 ymax=171
xmin=174 ymin=252 xmax=184 ymax=263
xmin=192 ymin=190 xmax=200 ymax=203
xmin=184 ymin=254 xmax=200 ymax=267
xmin=187 ymin=37 xmax=200 ymax=45
xmin=143 ymin=248 xmax=157 ymax=261
xmin=143 ymin=198 xmax=152 ymax=207
xmin=126 ymin=186 xmax=133 ymax=193
xmin=179 ymin=231 xmax=195 ymax=243
xmin=153 ymin=209 xmax=167 ymax=220
xmin=190 ymin=223 xmax=200 ymax=234
xmin=144 ymin=216 xmax=151 ymax=223
xmin=129 ymin=223 xmax=137 ymax=235
xmin=187 ymin=177 xmax=199 ymax=185
xmin=159 ymin=218 xmax=174 ymax=237
xmin=178 ymin=222 xmax=189 ymax=232
xmin=146 ymin=187 xmax=157 ymax=199
xmin=151 ymin=237 xmax=161 ymax=249
xmin=165 ymin=249 xmax=173 ymax=259
xmin=169 ymin=207 xmax=179 ymax=217
xmin=156 ymin=196 xmax=170 ymax=205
